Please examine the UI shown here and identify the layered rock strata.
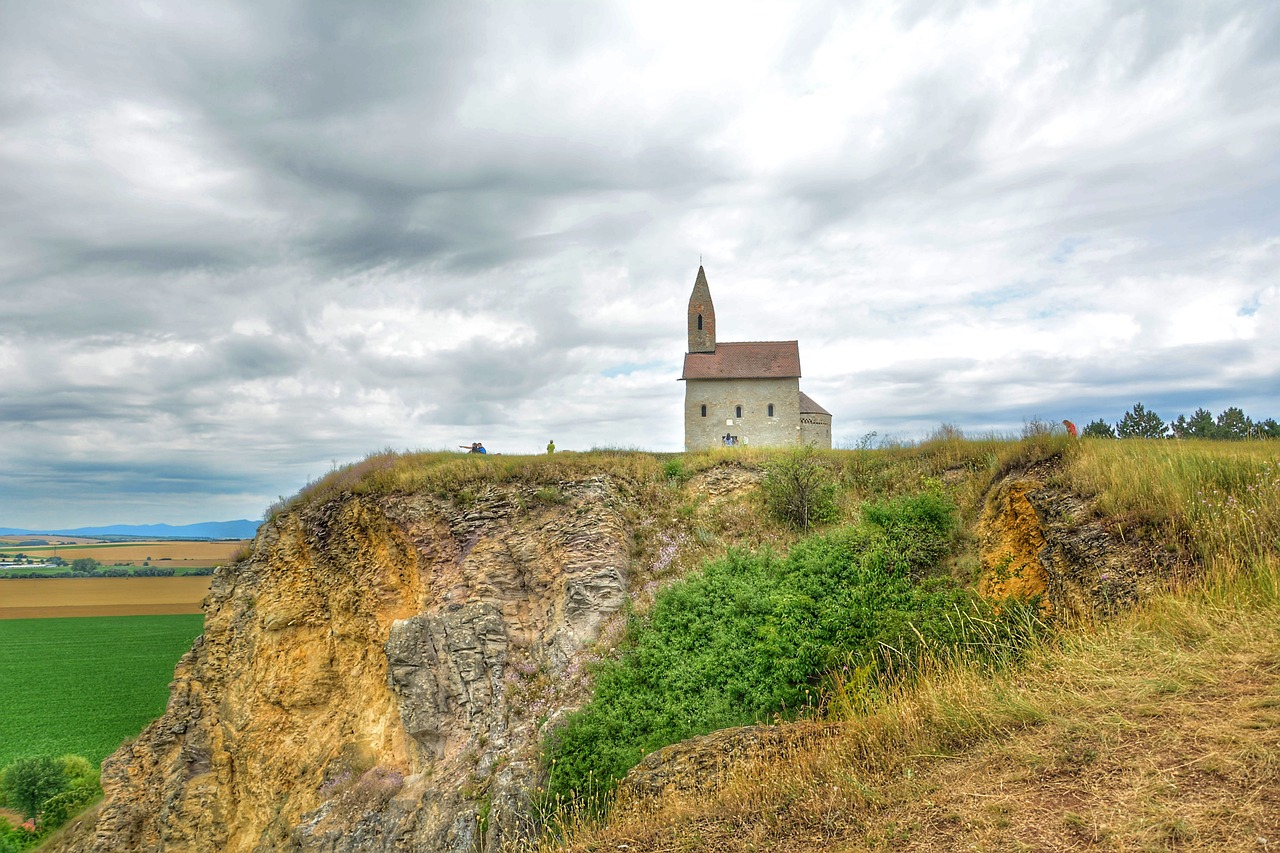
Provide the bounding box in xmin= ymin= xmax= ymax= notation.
xmin=51 ymin=477 xmax=630 ymax=853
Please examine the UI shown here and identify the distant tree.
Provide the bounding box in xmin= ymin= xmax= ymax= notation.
xmin=47 ymin=556 xmax=65 ymax=567
xmin=1214 ymin=406 xmax=1253 ymax=440
xmin=1082 ymin=419 xmax=1116 ymax=438
xmin=1171 ymin=408 xmax=1217 ymax=439
xmin=1186 ymin=407 xmax=1217 ymax=438
xmin=0 ymin=756 xmax=67 ymax=819
xmin=70 ymin=558 xmax=100 ymax=574
xmin=1255 ymin=418 xmax=1280 ymax=439
xmin=1116 ymin=402 xmax=1167 ymax=439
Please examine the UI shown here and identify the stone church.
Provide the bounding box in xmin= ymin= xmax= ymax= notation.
xmin=680 ymin=266 xmax=832 ymax=451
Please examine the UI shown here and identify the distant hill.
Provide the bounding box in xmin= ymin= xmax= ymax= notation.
xmin=0 ymin=520 xmax=260 ymax=540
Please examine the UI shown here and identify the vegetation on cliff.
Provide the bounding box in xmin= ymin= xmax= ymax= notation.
xmin=0 ymin=755 xmax=100 ymax=852
xmin=539 ymin=491 xmax=1043 ymax=813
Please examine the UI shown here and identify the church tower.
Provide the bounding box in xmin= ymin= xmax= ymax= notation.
xmin=687 ymin=265 xmax=716 ymax=353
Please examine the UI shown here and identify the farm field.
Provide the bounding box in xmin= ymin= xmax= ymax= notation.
xmin=0 ymin=577 xmax=213 ymax=619
xmin=0 ymin=536 xmax=100 ymax=546
xmin=0 ymin=614 xmax=205 ymax=766
xmin=0 ymin=539 xmax=246 ymax=568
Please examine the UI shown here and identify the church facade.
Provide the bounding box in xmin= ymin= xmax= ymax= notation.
xmin=680 ymin=266 xmax=832 ymax=451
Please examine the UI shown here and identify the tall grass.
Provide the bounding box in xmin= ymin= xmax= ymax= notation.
xmin=1066 ymin=439 xmax=1280 ymax=571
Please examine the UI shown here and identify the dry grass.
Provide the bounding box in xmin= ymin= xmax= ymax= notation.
xmin=1066 ymin=439 xmax=1280 ymax=567
xmin=525 ymin=557 xmax=1280 ymax=852
xmin=266 ymin=449 xmax=675 ymax=520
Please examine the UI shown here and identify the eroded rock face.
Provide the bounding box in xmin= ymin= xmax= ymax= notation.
xmin=978 ymin=460 xmax=1196 ymax=620
xmin=49 ymin=476 xmax=632 ymax=853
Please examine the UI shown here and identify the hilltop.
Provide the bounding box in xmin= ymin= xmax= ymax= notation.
xmin=44 ymin=438 xmax=1279 ymax=852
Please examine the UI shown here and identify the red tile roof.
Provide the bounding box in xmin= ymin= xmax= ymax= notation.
xmin=681 ymin=341 xmax=801 ymax=380
xmin=799 ymin=391 xmax=830 ymax=416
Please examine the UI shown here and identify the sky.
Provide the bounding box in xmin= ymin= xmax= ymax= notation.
xmin=2 ymin=1 xmax=1279 ymax=529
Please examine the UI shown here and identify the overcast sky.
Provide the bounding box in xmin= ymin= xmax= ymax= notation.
xmin=2 ymin=1 xmax=1278 ymax=528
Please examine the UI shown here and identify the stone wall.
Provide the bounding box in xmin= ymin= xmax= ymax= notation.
xmin=800 ymin=412 xmax=832 ymax=448
xmin=684 ymin=377 xmax=801 ymax=450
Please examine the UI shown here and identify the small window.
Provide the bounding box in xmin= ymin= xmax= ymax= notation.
xmin=767 ymin=403 xmax=775 ymax=417
xmin=735 ymin=405 xmax=743 ymax=419
xmin=697 ymin=314 xmax=703 ymax=330
xmin=700 ymin=404 xmax=707 ymax=417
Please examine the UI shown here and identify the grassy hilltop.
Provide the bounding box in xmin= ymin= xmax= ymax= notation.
xmin=287 ymin=434 xmax=1278 ymax=850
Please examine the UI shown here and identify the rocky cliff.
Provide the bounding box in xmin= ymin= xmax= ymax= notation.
xmin=51 ymin=473 xmax=670 ymax=853
xmin=49 ymin=451 xmax=1191 ymax=853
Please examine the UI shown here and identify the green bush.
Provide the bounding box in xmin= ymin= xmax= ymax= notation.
xmin=37 ymin=785 xmax=95 ymax=827
xmin=761 ymin=446 xmax=840 ymax=531
xmin=0 ymin=756 xmax=66 ymax=819
xmin=0 ymin=820 xmax=29 ymax=853
xmin=0 ymin=754 xmax=100 ymax=836
xmin=539 ymin=492 xmax=1035 ymax=815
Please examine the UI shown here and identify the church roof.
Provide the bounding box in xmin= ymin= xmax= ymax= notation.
xmin=681 ymin=341 xmax=801 ymax=380
xmin=799 ymin=391 xmax=830 ymax=416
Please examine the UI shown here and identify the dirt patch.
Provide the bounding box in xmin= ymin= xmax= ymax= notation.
xmin=976 ymin=479 xmax=1050 ymax=607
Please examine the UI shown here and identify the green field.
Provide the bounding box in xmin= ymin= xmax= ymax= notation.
xmin=0 ymin=615 xmax=204 ymax=767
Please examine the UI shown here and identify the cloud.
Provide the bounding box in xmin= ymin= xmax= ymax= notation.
xmin=1 ymin=0 xmax=1278 ymax=527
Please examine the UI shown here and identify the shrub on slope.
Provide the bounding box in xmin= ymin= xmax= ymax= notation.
xmin=540 ymin=491 xmax=1036 ymax=812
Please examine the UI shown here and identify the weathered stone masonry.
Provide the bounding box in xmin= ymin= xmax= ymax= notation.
xmin=680 ymin=266 xmax=833 ymax=451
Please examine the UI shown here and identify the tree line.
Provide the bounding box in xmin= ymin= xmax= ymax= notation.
xmin=1082 ymin=403 xmax=1280 ymax=440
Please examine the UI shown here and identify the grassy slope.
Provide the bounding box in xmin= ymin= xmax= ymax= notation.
xmin=527 ymin=439 xmax=1280 ymax=852
xmin=0 ymin=615 xmax=204 ymax=766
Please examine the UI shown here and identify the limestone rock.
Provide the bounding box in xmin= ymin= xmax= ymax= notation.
xmin=47 ymin=476 xmax=633 ymax=853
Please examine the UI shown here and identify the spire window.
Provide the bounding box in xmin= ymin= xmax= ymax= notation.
xmin=697 ymin=314 xmax=703 ymax=330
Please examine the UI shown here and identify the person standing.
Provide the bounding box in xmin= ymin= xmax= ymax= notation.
xmin=546 ymin=440 xmax=555 ymax=455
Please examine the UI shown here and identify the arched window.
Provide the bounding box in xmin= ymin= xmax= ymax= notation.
xmin=735 ymin=405 xmax=743 ymax=419
xmin=700 ymin=404 xmax=707 ymax=417
xmin=768 ymin=404 xmax=775 ymax=417
xmin=697 ymin=314 xmax=703 ymax=330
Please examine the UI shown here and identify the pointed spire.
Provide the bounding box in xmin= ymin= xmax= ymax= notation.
xmin=688 ymin=264 xmax=715 ymax=353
